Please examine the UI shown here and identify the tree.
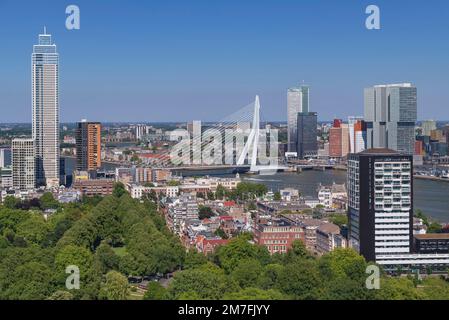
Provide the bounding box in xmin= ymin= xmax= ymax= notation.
xmin=420 ymin=277 xmax=449 ymax=300
xmin=113 ymin=182 xmax=127 ymax=198
xmin=3 ymin=196 xmax=20 ymax=209
xmin=319 ymin=248 xmax=367 ymax=282
xmin=231 ymin=259 xmax=263 ymax=288
xmin=54 ymin=245 xmax=101 ymax=299
xmin=258 ymin=264 xmax=284 ymax=290
xmin=285 ymin=240 xmax=310 ymax=263
xmin=198 ymin=206 xmax=214 ymax=220
xmin=216 ymin=184 xmax=226 ymax=200
xmin=214 ymin=228 xmax=228 ymax=240
xmin=374 ymin=277 xmax=424 ymax=300
xmin=278 ymin=259 xmax=322 ymax=299
xmin=167 ymin=180 xmax=181 ymax=186
xmin=215 ymin=236 xmax=269 ymax=273
xmin=47 ymin=290 xmax=74 ymax=300
xmin=95 ymin=242 xmax=120 ymax=273
xmin=273 ymin=192 xmax=282 ymax=201
xmin=100 ymin=271 xmax=129 ymax=300
xmin=184 ymin=250 xmax=209 ymax=269
xmin=329 ymin=214 xmax=348 ymax=228
xmin=1 ymin=261 xmax=54 ymax=300
xmin=15 ymin=213 xmax=50 ymax=246
xmin=168 ymin=264 xmax=236 ymax=300
xmin=40 ymin=192 xmax=59 ymax=210
xmin=222 ymin=287 xmax=285 ymax=300
xmin=428 ymin=222 xmax=443 ymax=233
xmin=143 ymin=282 xmax=168 ymax=300
xmin=130 ymin=154 xmax=140 ymax=163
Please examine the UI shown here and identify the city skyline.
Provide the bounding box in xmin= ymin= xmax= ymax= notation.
xmin=1 ymin=0 xmax=449 ymax=122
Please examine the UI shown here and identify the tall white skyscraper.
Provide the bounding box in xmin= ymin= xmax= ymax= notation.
xmin=287 ymin=84 xmax=309 ymax=153
xmin=364 ymin=83 xmax=417 ymax=155
xmin=32 ymin=28 xmax=60 ymax=187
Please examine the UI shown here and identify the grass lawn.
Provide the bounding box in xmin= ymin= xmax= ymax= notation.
xmin=112 ymin=246 xmax=127 ymax=257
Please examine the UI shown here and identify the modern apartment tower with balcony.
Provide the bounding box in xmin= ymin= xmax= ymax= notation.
xmin=32 ymin=28 xmax=60 ymax=187
xmin=347 ymin=148 xmax=413 ymax=262
xmin=12 ymin=138 xmax=36 ymax=190
xmin=76 ymin=120 xmax=102 ymax=172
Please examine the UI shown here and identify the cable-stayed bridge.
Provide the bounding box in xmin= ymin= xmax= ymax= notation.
xmin=147 ymin=96 xmax=288 ymax=175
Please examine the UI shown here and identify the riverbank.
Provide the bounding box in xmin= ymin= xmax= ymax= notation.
xmin=242 ymin=171 xmax=449 ymax=223
xmin=414 ymin=175 xmax=449 ymax=183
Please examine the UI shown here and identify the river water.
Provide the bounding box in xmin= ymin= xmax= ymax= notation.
xmin=63 ymin=157 xmax=449 ymax=222
xmin=242 ymin=171 xmax=449 ymax=223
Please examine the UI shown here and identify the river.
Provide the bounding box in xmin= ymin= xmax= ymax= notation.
xmin=63 ymin=157 xmax=449 ymax=223
xmin=242 ymin=171 xmax=449 ymax=223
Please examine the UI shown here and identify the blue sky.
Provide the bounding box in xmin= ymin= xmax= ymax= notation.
xmin=1 ymin=0 xmax=449 ymax=122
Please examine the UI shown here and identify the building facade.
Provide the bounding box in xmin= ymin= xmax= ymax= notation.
xmin=421 ymin=120 xmax=437 ymax=137
xmin=73 ymin=179 xmax=114 ymax=196
xmin=254 ymin=216 xmax=304 ymax=254
xmin=296 ymin=112 xmax=318 ymax=159
xmin=76 ymin=121 xmax=102 ymax=171
xmin=364 ymin=83 xmax=417 ymax=155
xmin=0 ymin=148 xmax=11 ymax=168
xmin=32 ymin=29 xmax=60 ymax=187
xmin=414 ymin=234 xmax=449 ymax=254
xmin=287 ymin=85 xmax=309 ymax=153
xmin=12 ymin=138 xmax=35 ymax=190
xmin=316 ymin=223 xmax=347 ymax=255
xmin=348 ymin=117 xmax=367 ymax=154
xmin=329 ymin=122 xmax=350 ymax=158
xmin=347 ymin=149 xmax=413 ymax=262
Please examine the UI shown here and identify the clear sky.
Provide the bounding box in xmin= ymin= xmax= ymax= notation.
xmin=1 ymin=0 xmax=449 ymax=122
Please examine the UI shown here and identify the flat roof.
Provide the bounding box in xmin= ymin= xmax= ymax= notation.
xmin=415 ymin=233 xmax=449 ymax=240
xmin=358 ymin=148 xmax=400 ymax=155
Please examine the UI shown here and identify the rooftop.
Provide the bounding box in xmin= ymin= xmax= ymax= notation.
xmin=415 ymin=233 xmax=449 ymax=240
xmin=317 ymin=223 xmax=340 ymax=235
xmin=358 ymin=148 xmax=401 ymax=155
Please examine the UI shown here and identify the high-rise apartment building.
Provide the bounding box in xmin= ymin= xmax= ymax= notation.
xmin=0 ymin=148 xmax=11 ymax=168
xmin=12 ymin=138 xmax=36 ymax=190
xmin=134 ymin=124 xmax=151 ymax=140
xmin=347 ymin=149 xmax=413 ymax=262
xmin=76 ymin=121 xmax=102 ymax=171
xmin=364 ymin=83 xmax=417 ymax=155
xmin=296 ymin=112 xmax=318 ymax=159
xmin=187 ymin=120 xmax=202 ymax=137
xmin=287 ymin=85 xmax=310 ymax=153
xmin=444 ymin=125 xmax=449 ymax=152
xmin=353 ymin=120 xmax=367 ymax=154
xmin=421 ymin=120 xmax=437 ymax=137
xmin=348 ymin=117 xmax=367 ymax=154
xmin=32 ymin=28 xmax=60 ymax=187
xmin=329 ymin=120 xmax=350 ymax=158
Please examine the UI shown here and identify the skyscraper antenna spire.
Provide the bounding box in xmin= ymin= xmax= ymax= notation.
xmin=44 ymin=26 xmax=46 ymax=35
